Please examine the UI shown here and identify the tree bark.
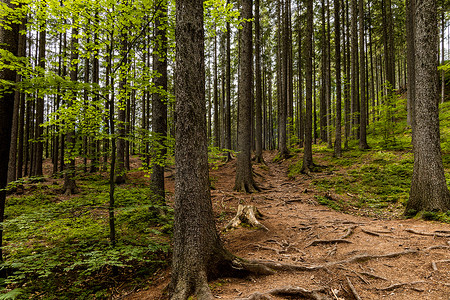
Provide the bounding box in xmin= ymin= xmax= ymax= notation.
xmin=151 ymin=1 xmax=168 ymax=203
xmin=334 ymin=0 xmax=342 ymax=157
xmin=0 ymin=0 xmax=19 ymax=264
xmin=254 ymin=0 xmax=263 ymax=163
xmin=234 ymin=0 xmax=259 ymax=192
xmin=170 ymin=0 xmax=245 ymax=297
xmin=406 ymin=0 xmax=450 ymax=213
xmin=359 ymin=0 xmax=369 ymax=149
xmin=302 ymin=0 xmax=314 ymax=172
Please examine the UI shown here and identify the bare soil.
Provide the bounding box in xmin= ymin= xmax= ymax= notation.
xmin=124 ymin=151 xmax=450 ymax=300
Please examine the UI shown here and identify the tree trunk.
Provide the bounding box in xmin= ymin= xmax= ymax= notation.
xmin=151 ymin=1 xmax=168 ymax=203
xmin=115 ymin=29 xmax=127 ymax=184
xmin=406 ymin=0 xmax=415 ymax=137
xmin=63 ymin=25 xmax=79 ymax=196
xmin=170 ymin=0 xmax=244 ymax=297
xmin=302 ymin=0 xmax=314 ymax=172
xmin=359 ymin=0 xmax=369 ymax=149
xmin=224 ymin=3 xmax=232 ymax=156
xmin=234 ymin=0 xmax=258 ymax=192
xmin=254 ymin=0 xmax=263 ymax=163
xmin=334 ymin=0 xmax=342 ymax=157
xmin=33 ymin=29 xmax=46 ymax=176
xmin=0 ymin=0 xmax=19 ymax=265
xmin=406 ymin=0 xmax=450 ymax=213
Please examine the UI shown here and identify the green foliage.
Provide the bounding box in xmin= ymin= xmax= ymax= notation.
xmin=2 ymin=178 xmax=172 ymax=299
xmin=315 ymin=195 xmax=342 ymax=211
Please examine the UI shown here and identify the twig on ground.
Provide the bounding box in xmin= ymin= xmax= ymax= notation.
xmin=346 ymin=277 xmax=362 ymax=300
xmin=337 ymin=267 xmax=369 ymax=284
xmin=425 ymin=245 xmax=449 ymax=251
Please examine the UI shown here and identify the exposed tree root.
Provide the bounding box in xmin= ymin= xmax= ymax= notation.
xmin=358 ymin=271 xmax=388 ymax=281
xmin=346 ymin=277 xmax=362 ymax=300
xmin=425 ymin=245 xmax=449 ymax=251
xmin=236 ymin=292 xmax=272 ymax=300
xmin=324 ymin=249 xmax=418 ymax=266
xmin=431 ymin=259 xmax=450 ymax=271
xmin=376 ymin=281 xmax=426 ymax=292
xmin=405 ymin=228 xmax=450 ymax=238
xmin=341 ymin=225 xmax=357 ymax=239
xmin=361 ymin=228 xmax=380 ymax=237
xmin=307 ymin=239 xmax=352 ymax=247
xmin=267 ymin=286 xmax=330 ymax=300
xmin=224 ymin=205 xmax=269 ymax=231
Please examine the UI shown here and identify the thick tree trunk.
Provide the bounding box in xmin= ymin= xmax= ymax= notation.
xmin=151 ymin=1 xmax=168 ymax=203
xmin=170 ymin=1 xmax=251 ymax=297
xmin=234 ymin=0 xmax=259 ymax=192
xmin=406 ymin=0 xmax=450 ymax=213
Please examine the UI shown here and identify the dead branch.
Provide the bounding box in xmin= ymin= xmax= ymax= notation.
xmin=338 ymin=267 xmax=369 ymax=284
xmin=307 ymin=239 xmax=352 ymax=247
xmin=405 ymin=228 xmax=450 ymax=238
xmin=267 ymin=286 xmax=331 ymax=300
xmin=431 ymin=259 xmax=450 ymax=271
xmin=376 ymin=281 xmax=426 ymax=292
xmin=224 ymin=205 xmax=269 ymax=231
xmin=346 ymin=277 xmax=362 ymax=300
xmin=341 ymin=226 xmax=357 ymax=239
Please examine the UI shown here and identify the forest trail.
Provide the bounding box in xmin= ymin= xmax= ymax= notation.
xmin=126 ymin=151 xmax=450 ymax=300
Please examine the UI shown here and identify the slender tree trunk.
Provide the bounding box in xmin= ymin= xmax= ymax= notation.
xmin=406 ymin=0 xmax=415 ymax=137
xmin=115 ymin=29 xmax=127 ymax=184
xmin=359 ymin=0 xmax=369 ymax=149
xmin=302 ymin=0 xmax=314 ymax=172
xmin=320 ymin=0 xmax=327 ymax=143
xmin=254 ymin=0 xmax=263 ymax=163
xmin=334 ymin=0 xmax=342 ymax=157
xmin=33 ymin=29 xmax=46 ymax=176
xmin=63 ymin=25 xmax=79 ymax=196
xmin=151 ymin=1 xmax=168 ymax=203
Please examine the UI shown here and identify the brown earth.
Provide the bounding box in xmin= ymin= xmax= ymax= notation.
xmin=123 ymin=151 xmax=450 ymax=300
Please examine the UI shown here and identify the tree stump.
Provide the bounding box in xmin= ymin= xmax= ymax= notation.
xmin=224 ymin=205 xmax=268 ymax=231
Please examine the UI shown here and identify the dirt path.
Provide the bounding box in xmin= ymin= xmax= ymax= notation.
xmin=126 ymin=151 xmax=450 ymax=300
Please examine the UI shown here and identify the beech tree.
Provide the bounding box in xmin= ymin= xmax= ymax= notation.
xmin=406 ymin=0 xmax=450 ymax=213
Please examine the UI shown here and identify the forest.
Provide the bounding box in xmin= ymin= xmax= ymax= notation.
xmin=0 ymin=0 xmax=449 ymax=299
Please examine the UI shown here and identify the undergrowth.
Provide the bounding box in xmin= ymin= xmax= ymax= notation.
xmin=289 ymin=97 xmax=450 ymax=222
xmin=1 ymin=175 xmax=173 ymax=299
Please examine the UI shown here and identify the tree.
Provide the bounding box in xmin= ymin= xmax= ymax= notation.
xmin=406 ymin=0 xmax=450 ymax=213
xmin=170 ymin=0 xmax=274 ymax=297
xmin=334 ymin=0 xmax=342 ymax=157
xmin=151 ymin=0 xmax=168 ymax=203
xmin=254 ymin=0 xmax=263 ymax=163
xmin=234 ymin=0 xmax=259 ymax=192
xmin=0 ymin=0 xmax=20 ymax=264
xmin=358 ymin=0 xmax=369 ymax=149
xmin=301 ymin=0 xmax=314 ymax=172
